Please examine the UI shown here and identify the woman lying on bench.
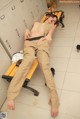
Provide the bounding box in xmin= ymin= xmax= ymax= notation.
xmin=7 ymin=13 xmax=59 ymax=117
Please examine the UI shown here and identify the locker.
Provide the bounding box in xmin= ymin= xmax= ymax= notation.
xmin=18 ymin=0 xmax=34 ymax=29
xmin=0 ymin=0 xmax=25 ymax=56
xmin=0 ymin=42 xmax=11 ymax=108
xmin=29 ymin=0 xmax=40 ymax=21
xmin=35 ymin=0 xmax=48 ymax=20
xmin=0 ymin=0 xmax=14 ymax=10
xmin=30 ymin=0 xmax=47 ymax=21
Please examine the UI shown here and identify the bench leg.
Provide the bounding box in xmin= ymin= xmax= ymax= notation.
xmin=59 ymin=16 xmax=64 ymax=28
xmin=76 ymin=44 xmax=80 ymax=52
xmin=59 ymin=11 xmax=65 ymax=28
xmin=2 ymin=75 xmax=39 ymax=96
xmin=23 ymin=79 xmax=39 ymax=96
xmin=2 ymin=75 xmax=13 ymax=82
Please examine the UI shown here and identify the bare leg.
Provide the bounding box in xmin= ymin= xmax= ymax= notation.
xmin=7 ymin=100 xmax=15 ymax=110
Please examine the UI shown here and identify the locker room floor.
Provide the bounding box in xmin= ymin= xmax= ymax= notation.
xmin=1 ymin=3 xmax=80 ymax=119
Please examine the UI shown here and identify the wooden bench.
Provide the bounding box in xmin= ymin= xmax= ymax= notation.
xmin=2 ymin=7 xmax=64 ymax=96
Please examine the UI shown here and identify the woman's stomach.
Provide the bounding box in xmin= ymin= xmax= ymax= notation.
xmin=30 ymin=31 xmax=45 ymax=38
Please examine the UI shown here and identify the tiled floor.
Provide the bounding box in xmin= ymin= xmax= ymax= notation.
xmin=1 ymin=3 xmax=80 ymax=119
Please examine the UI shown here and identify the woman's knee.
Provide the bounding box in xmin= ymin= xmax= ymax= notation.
xmin=20 ymin=54 xmax=35 ymax=69
xmin=40 ymin=61 xmax=50 ymax=70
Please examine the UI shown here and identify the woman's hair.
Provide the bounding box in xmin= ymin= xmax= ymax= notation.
xmin=45 ymin=12 xmax=59 ymax=25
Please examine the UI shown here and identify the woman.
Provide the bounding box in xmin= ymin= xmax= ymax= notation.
xmin=7 ymin=13 xmax=59 ymax=117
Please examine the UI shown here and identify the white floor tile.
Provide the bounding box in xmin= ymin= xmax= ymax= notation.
xmin=16 ymin=85 xmax=61 ymax=109
xmin=74 ymin=37 xmax=80 ymax=46
xmin=16 ymin=86 xmax=50 ymax=109
xmin=54 ymin=29 xmax=76 ymax=38
xmin=0 ymin=100 xmax=7 ymax=112
xmin=7 ymin=102 xmax=55 ymax=119
xmin=60 ymin=90 xmax=80 ymax=117
xmin=55 ymin=113 xmax=80 ymax=119
xmin=51 ymin=37 xmax=74 ymax=47
xmin=54 ymin=71 xmax=65 ymax=89
xmin=63 ymin=73 xmax=80 ymax=92
xmin=50 ymin=46 xmax=72 ymax=58
xmin=75 ymin=26 xmax=80 ymax=37
xmin=67 ymin=59 xmax=80 ymax=73
xmin=50 ymin=58 xmax=69 ymax=72
xmin=71 ymin=46 xmax=80 ymax=58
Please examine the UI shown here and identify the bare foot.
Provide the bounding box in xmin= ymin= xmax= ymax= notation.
xmin=51 ymin=108 xmax=59 ymax=117
xmin=7 ymin=100 xmax=15 ymax=110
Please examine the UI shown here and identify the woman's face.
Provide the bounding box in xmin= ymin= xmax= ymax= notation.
xmin=48 ymin=16 xmax=57 ymax=24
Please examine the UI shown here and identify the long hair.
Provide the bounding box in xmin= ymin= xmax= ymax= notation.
xmin=44 ymin=12 xmax=59 ymax=26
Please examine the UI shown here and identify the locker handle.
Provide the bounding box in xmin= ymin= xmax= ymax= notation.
xmin=24 ymin=19 xmax=28 ymax=28
xmin=15 ymin=29 xmax=20 ymax=37
xmin=0 ymin=15 xmax=5 ymax=20
xmin=11 ymin=5 xmax=15 ymax=10
xmin=36 ymin=5 xmax=39 ymax=13
xmin=20 ymin=0 xmax=24 ymax=3
xmin=5 ymin=40 xmax=12 ymax=49
xmin=30 ymin=11 xmax=34 ymax=19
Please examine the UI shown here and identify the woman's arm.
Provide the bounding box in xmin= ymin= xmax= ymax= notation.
xmin=37 ymin=24 xmax=56 ymax=45
xmin=24 ymin=29 xmax=31 ymax=40
xmin=45 ymin=24 xmax=56 ymax=41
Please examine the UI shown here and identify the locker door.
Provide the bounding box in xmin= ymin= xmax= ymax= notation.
xmin=10 ymin=0 xmax=27 ymax=39
xmin=0 ymin=0 xmax=24 ymax=56
xmin=41 ymin=0 xmax=48 ymax=14
xmin=0 ymin=42 xmax=11 ymax=108
xmin=29 ymin=0 xmax=40 ymax=21
xmin=18 ymin=0 xmax=34 ymax=29
xmin=0 ymin=0 xmax=14 ymax=10
xmin=31 ymin=0 xmax=47 ymax=21
xmin=35 ymin=0 xmax=43 ymax=20
xmin=35 ymin=0 xmax=48 ymax=20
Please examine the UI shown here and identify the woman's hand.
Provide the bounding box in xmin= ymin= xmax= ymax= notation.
xmin=37 ymin=37 xmax=45 ymax=45
xmin=44 ymin=35 xmax=52 ymax=44
xmin=37 ymin=36 xmax=52 ymax=45
xmin=24 ymin=29 xmax=31 ymax=40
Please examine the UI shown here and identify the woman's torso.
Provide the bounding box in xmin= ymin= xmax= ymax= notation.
xmin=30 ymin=22 xmax=52 ymax=37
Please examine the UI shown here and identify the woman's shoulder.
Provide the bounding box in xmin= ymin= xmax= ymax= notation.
xmin=34 ymin=21 xmax=39 ymax=23
xmin=34 ymin=21 xmax=41 ymax=25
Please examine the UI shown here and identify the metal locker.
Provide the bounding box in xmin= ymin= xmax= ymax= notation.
xmin=0 ymin=1 xmax=24 ymax=56
xmin=10 ymin=0 xmax=27 ymax=35
xmin=40 ymin=0 xmax=48 ymax=14
xmin=19 ymin=0 xmax=34 ymax=29
xmin=0 ymin=0 xmax=14 ymax=10
xmin=0 ymin=42 xmax=11 ymax=108
xmin=35 ymin=0 xmax=48 ymax=20
xmin=29 ymin=0 xmax=39 ymax=21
